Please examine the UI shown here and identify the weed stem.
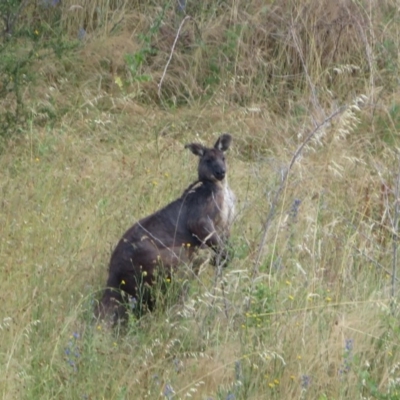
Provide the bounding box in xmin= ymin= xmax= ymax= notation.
xmin=251 ymin=107 xmax=346 ymax=282
xmin=158 ymin=15 xmax=192 ymax=99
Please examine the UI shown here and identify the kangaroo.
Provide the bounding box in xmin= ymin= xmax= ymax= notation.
xmin=97 ymin=134 xmax=235 ymax=321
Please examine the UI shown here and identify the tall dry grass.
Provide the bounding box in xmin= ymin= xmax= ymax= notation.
xmin=1 ymin=0 xmax=400 ymax=399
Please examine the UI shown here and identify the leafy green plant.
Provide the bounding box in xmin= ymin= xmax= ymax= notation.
xmin=0 ymin=47 xmax=35 ymax=138
xmin=0 ymin=0 xmax=29 ymax=40
xmin=245 ymin=282 xmax=276 ymax=328
xmin=124 ymin=5 xmax=168 ymax=84
xmin=0 ymin=1 xmax=76 ymax=141
xmin=124 ymin=51 xmax=153 ymax=83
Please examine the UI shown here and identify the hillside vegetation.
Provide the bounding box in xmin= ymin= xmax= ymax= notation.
xmin=1 ymin=0 xmax=400 ymax=399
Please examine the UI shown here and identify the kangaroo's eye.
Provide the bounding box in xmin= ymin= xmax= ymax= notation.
xmin=222 ymin=156 xmax=226 ymax=162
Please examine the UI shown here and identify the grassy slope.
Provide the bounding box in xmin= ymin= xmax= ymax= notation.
xmin=1 ymin=0 xmax=400 ymax=399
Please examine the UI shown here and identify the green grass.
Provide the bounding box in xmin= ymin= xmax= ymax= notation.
xmin=2 ymin=0 xmax=400 ymax=399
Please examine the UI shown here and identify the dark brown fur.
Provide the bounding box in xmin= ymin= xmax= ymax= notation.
xmin=97 ymin=134 xmax=235 ymax=321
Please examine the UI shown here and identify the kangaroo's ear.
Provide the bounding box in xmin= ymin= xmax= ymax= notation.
xmin=214 ymin=133 xmax=232 ymax=152
xmin=185 ymin=143 xmax=205 ymax=157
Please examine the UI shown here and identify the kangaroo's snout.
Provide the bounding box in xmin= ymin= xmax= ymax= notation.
xmin=214 ymin=168 xmax=226 ymax=181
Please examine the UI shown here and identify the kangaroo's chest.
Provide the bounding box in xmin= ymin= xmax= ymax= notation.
xmin=214 ymin=182 xmax=235 ymax=228
xmin=223 ymin=184 xmax=236 ymax=224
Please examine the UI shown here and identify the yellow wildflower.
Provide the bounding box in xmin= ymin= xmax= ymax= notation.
xmin=114 ymin=76 xmax=123 ymax=89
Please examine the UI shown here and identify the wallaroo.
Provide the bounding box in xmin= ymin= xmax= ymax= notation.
xmin=96 ymin=133 xmax=235 ymax=322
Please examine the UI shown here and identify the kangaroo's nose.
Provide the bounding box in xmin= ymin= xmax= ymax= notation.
xmin=215 ymin=169 xmax=226 ymax=180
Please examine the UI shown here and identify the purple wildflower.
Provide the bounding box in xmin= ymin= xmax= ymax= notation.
xmin=301 ymin=375 xmax=311 ymax=389
xmin=78 ymin=28 xmax=86 ymax=41
xmin=163 ymin=383 xmax=175 ymax=399
xmin=235 ymin=360 xmax=242 ymax=381
xmin=339 ymin=338 xmax=354 ymax=375
xmin=177 ymin=0 xmax=186 ymax=12
xmin=345 ymin=339 xmax=354 ymax=352
xmin=289 ymin=198 xmax=301 ymax=219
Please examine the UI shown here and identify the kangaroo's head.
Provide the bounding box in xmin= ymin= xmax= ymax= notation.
xmin=185 ymin=134 xmax=232 ymax=183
